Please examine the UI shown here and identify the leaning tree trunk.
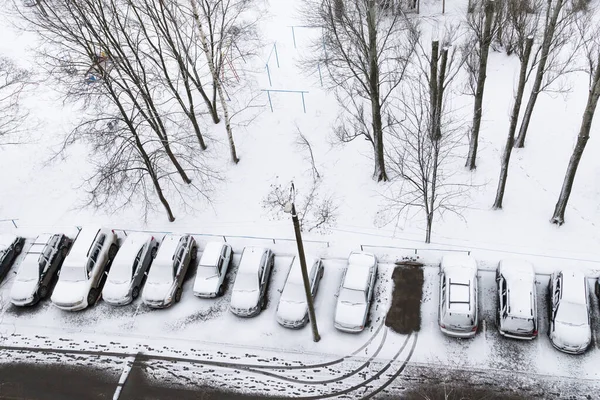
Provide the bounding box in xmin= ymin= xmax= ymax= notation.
xmin=493 ymin=36 xmax=534 ymax=209
xmin=367 ymin=0 xmax=388 ymax=182
xmin=550 ymin=51 xmax=600 ymax=225
xmin=189 ymin=0 xmax=239 ymax=164
xmin=466 ymin=0 xmax=495 ymax=170
xmin=514 ymin=0 xmax=563 ymax=148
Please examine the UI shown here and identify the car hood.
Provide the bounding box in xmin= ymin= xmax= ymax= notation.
xmin=143 ymin=282 xmax=173 ymax=302
xmin=335 ymin=302 xmax=367 ymax=328
xmin=230 ymin=290 xmax=259 ymax=310
xmin=103 ymin=281 xmax=131 ymax=301
xmin=10 ymin=279 xmax=38 ymax=301
xmin=277 ymin=299 xmax=308 ymax=322
xmin=51 ymin=281 xmax=88 ymax=304
xmin=551 ymin=322 xmax=592 ymax=348
xmin=193 ymin=275 xmax=219 ymax=294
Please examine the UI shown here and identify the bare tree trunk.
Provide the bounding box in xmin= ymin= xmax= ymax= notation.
xmin=425 ymin=211 xmax=433 ymax=243
xmin=550 ymin=51 xmax=600 ymax=225
xmin=190 ymin=0 xmax=239 ymax=164
xmin=514 ymin=0 xmax=563 ymax=148
xmin=430 ymin=40 xmax=439 ymax=140
xmin=435 ymin=47 xmax=448 ymax=140
xmin=466 ymin=0 xmax=495 ymax=170
xmin=368 ymin=0 xmax=388 ymax=182
xmin=493 ymin=36 xmax=533 ymax=209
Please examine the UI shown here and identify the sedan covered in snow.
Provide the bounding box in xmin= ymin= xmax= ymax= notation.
xmin=276 ymin=256 xmax=324 ymax=329
xmin=51 ymin=227 xmax=119 ymax=311
xmin=142 ymin=234 xmax=196 ymax=308
xmin=193 ymin=242 xmax=232 ymax=298
xmin=0 ymin=234 xmax=26 ymax=283
xmin=10 ymin=233 xmax=72 ymax=306
xmin=230 ymin=246 xmax=274 ymax=317
xmin=548 ymin=269 xmax=591 ymax=354
xmin=102 ymin=232 xmax=158 ymax=306
xmin=333 ymin=252 xmax=378 ymax=333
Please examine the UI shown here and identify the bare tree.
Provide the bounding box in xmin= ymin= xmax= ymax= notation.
xmin=302 ymin=0 xmax=419 ymax=182
xmin=464 ymin=0 xmax=496 ymax=170
xmin=493 ymin=0 xmax=542 ymax=208
xmin=294 ymin=124 xmax=320 ymax=181
xmin=383 ymin=36 xmax=469 ymax=243
xmin=0 ymin=56 xmax=32 ymax=146
xmin=514 ymin=0 xmax=585 ymax=148
xmin=551 ymin=18 xmax=600 ymax=225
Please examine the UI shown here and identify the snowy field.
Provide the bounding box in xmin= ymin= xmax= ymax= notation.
xmin=1 ymin=0 xmax=600 ymax=397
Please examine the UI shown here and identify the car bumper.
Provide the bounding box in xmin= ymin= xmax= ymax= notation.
xmin=499 ymin=329 xmax=536 ymax=340
xmin=52 ymin=300 xmax=87 ymax=311
xmin=144 ymin=299 xmax=172 ymax=309
xmin=334 ymin=322 xmax=364 ymax=333
xmin=11 ymin=296 xmax=36 ymax=307
xmin=103 ymin=296 xmax=133 ymax=306
xmin=193 ymin=291 xmax=218 ymax=299
xmin=550 ymin=339 xmax=589 ymax=355
xmin=277 ymin=316 xmax=308 ymax=329
xmin=230 ymin=306 xmax=259 ymax=317
xmin=440 ymin=325 xmax=477 ymax=338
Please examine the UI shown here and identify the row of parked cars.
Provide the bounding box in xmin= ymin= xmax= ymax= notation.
xmin=439 ymin=254 xmax=596 ymax=355
xmin=0 ymin=228 xmax=380 ymax=333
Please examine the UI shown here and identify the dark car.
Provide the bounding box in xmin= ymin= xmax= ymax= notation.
xmin=0 ymin=234 xmax=26 ymax=283
xmin=9 ymin=233 xmax=72 ymax=306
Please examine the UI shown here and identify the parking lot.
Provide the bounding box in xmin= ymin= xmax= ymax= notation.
xmin=0 ymin=233 xmax=599 ymax=398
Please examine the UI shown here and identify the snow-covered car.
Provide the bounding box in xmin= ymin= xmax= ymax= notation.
xmin=438 ymin=254 xmax=478 ymax=338
xmin=142 ymin=234 xmax=196 ymax=308
xmin=51 ymin=227 xmax=119 ymax=311
xmin=193 ymin=242 xmax=232 ymax=298
xmin=333 ymin=252 xmax=378 ymax=333
xmin=102 ymin=232 xmax=158 ymax=306
xmin=276 ymin=256 xmax=324 ymax=329
xmin=229 ymin=247 xmax=274 ymax=317
xmin=10 ymin=233 xmax=72 ymax=306
xmin=0 ymin=234 xmax=26 ymax=283
xmin=548 ymin=269 xmax=591 ymax=354
xmin=496 ymin=259 xmax=538 ymax=340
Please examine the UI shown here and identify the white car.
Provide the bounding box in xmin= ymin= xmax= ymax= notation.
xmin=51 ymin=227 xmax=119 ymax=311
xmin=193 ymin=242 xmax=232 ymax=298
xmin=438 ymin=254 xmax=478 ymax=338
xmin=276 ymin=256 xmax=324 ymax=329
xmin=10 ymin=233 xmax=72 ymax=306
xmin=142 ymin=234 xmax=196 ymax=308
xmin=229 ymin=247 xmax=274 ymax=317
xmin=496 ymin=259 xmax=538 ymax=340
xmin=548 ymin=269 xmax=592 ymax=354
xmin=333 ymin=252 xmax=378 ymax=333
xmin=102 ymin=232 xmax=158 ymax=306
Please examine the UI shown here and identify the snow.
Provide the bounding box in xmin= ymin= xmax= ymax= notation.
xmin=348 ymin=252 xmax=376 ymax=268
xmin=560 ymin=269 xmax=588 ymax=305
xmin=441 ymin=254 xmax=478 ymax=273
xmin=198 ymin=241 xmax=223 ymax=267
xmin=0 ymin=234 xmax=17 ymax=249
xmin=111 ymin=232 xmax=152 ymax=267
xmin=153 ymin=234 xmax=182 ymax=265
xmin=286 ymin=256 xmax=319 ymax=285
xmin=66 ymin=227 xmax=102 ymax=262
xmin=507 ymin=280 xmax=535 ymax=319
xmin=237 ymin=246 xmax=267 ymax=273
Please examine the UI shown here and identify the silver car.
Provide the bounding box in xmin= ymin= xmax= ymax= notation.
xmin=276 ymin=257 xmax=324 ymax=329
xmin=102 ymin=232 xmax=158 ymax=306
xmin=229 ymin=247 xmax=274 ymax=317
xmin=193 ymin=242 xmax=233 ymax=298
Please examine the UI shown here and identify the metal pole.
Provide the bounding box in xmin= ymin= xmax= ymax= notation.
xmin=301 ymin=92 xmax=306 ymax=113
xmin=292 ymin=26 xmax=297 ymax=49
xmin=274 ymin=43 xmax=280 ymax=68
xmin=318 ymin=64 xmax=323 ymax=87
xmin=290 ymin=202 xmax=321 ymax=342
xmin=267 ymin=91 xmax=273 ymax=112
xmin=266 ymin=64 xmax=272 ymax=86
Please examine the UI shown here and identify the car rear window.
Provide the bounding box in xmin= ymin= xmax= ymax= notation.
xmin=502 ymin=315 xmax=535 ymax=332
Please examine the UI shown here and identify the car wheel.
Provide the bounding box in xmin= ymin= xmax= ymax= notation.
xmin=190 ymin=246 xmax=197 ymax=262
xmin=175 ymin=287 xmax=183 ymax=303
xmin=132 ymin=286 xmax=140 ymax=300
xmin=108 ymin=244 xmax=118 ymax=260
xmin=596 ymin=281 xmax=600 ymax=299
xmin=61 ymin=246 xmax=69 ymax=258
xmin=217 ymin=284 xmax=224 ymax=297
xmin=260 ymin=296 xmax=267 ymax=310
xmin=151 ymin=246 xmax=158 ymax=259
xmin=15 ymin=242 xmax=23 ymax=254
xmin=87 ymin=288 xmax=99 ymax=306
xmin=319 ymin=267 xmax=324 ymax=280
xmin=38 ymin=285 xmax=48 ymax=299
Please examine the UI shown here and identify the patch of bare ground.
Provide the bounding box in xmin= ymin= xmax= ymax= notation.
xmin=385 ymin=261 xmax=424 ymax=334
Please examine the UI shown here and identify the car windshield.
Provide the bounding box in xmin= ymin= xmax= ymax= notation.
xmin=60 ymin=266 xmax=87 ymax=282
xmin=148 ymin=265 xmax=174 ymax=284
xmin=339 ymin=288 xmax=366 ymax=305
xmin=109 ymin=264 xmax=132 ymax=284
xmin=16 ymin=260 xmax=40 ymax=282
xmin=196 ymin=265 xmax=218 ymax=278
xmin=555 ymin=301 xmax=587 ymax=326
xmin=235 ymin=273 xmax=258 ymax=292
xmin=281 ymin=283 xmax=305 ymax=304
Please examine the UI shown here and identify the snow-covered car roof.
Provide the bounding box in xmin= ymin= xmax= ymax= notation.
xmin=287 ymin=256 xmax=320 ymax=285
xmin=498 ymin=259 xmax=536 ymax=319
xmin=154 ymin=234 xmax=185 ymax=265
xmin=111 ymin=232 xmax=153 ymax=268
xmin=199 ymin=242 xmax=224 ymax=267
xmin=498 ymin=259 xmax=535 ymax=281
xmin=0 ymin=234 xmax=17 ymax=249
xmin=560 ymin=270 xmax=588 ymax=305
xmin=441 ymin=254 xmax=477 ymax=273
xmin=348 ymin=252 xmax=376 ymax=268
xmin=238 ymin=247 xmax=268 ymax=273
xmin=343 ymin=262 xmax=373 ymax=292
xmin=65 ymin=227 xmax=108 ymax=263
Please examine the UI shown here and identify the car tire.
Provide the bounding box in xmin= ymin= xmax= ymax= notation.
xmin=217 ymin=284 xmax=224 ymax=297
xmin=38 ymin=285 xmax=48 ymax=299
xmin=15 ymin=242 xmax=23 ymax=254
xmin=596 ymin=281 xmax=600 ymax=299
xmin=151 ymin=246 xmax=158 ymax=259
xmin=132 ymin=286 xmax=140 ymax=300
xmin=175 ymin=287 xmax=183 ymax=303
xmin=108 ymin=244 xmax=118 ymax=261
xmin=61 ymin=246 xmax=69 ymax=258
xmin=87 ymin=288 xmax=99 ymax=306
xmin=260 ymin=296 xmax=267 ymax=310
xmin=190 ymin=246 xmax=197 ymax=262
